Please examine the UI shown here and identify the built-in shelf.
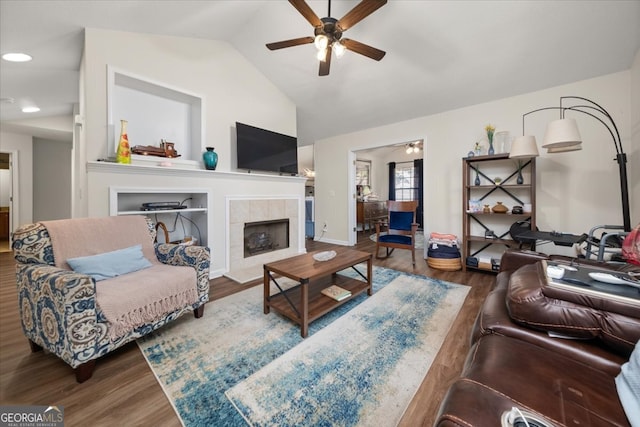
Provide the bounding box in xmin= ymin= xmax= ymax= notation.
xmin=109 ymin=186 xmax=210 ymax=246
xmin=118 ymin=207 xmax=207 ymax=216
xmin=107 ymin=66 xmax=203 ymax=164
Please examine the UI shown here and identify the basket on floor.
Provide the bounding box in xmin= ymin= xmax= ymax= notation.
xmin=427 ymin=232 xmax=462 ymax=271
xmin=427 ymin=257 xmax=462 ymax=271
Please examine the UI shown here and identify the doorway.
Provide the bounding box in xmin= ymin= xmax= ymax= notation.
xmin=351 ymin=140 xmax=424 ymax=246
xmin=0 ymin=151 xmax=17 ymax=252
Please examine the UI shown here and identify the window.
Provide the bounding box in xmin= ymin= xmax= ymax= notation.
xmin=394 ymin=162 xmax=418 ymax=201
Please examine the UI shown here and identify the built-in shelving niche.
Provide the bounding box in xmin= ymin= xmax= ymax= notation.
xmin=107 ymin=66 xmax=204 ymax=168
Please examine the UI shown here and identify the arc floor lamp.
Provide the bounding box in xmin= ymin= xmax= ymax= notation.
xmin=509 ymin=96 xmax=631 ymax=232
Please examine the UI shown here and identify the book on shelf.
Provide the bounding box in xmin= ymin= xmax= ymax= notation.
xmin=541 ymin=260 xmax=640 ymax=307
xmin=321 ymin=285 xmax=352 ymax=301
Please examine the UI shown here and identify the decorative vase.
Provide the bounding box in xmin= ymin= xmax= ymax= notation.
xmin=116 ymin=120 xmax=131 ymax=164
xmin=516 ymin=161 xmax=524 ymax=185
xmin=483 ymin=205 xmax=491 ymax=213
xmin=485 ymin=125 xmax=495 ymax=155
xmin=474 ymin=168 xmax=481 ymax=186
xmin=203 ymin=147 xmax=218 ymax=170
xmin=491 ymin=201 xmax=508 ymax=214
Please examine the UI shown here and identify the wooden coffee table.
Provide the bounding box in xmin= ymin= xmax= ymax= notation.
xmin=263 ymin=247 xmax=373 ymax=337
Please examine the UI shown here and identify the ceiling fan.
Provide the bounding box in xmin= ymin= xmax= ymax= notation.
xmin=266 ymin=0 xmax=387 ymax=76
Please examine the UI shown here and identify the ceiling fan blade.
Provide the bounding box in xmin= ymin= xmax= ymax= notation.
xmin=341 ymin=39 xmax=386 ymax=61
xmin=289 ymin=0 xmax=323 ymax=27
xmin=337 ymin=0 xmax=387 ymax=31
xmin=266 ymin=36 xmax=314 ymax=50
xmin=319 ymin=46 xmax=332 ymax=76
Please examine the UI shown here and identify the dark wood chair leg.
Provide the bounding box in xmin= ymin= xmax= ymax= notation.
xmin=75 ymin=360 xmax=96 ymax=383
xmin=28 ymin=340 xmax=43 ymax=352
xmin=194 ymin=304 xmax=205 ymax=318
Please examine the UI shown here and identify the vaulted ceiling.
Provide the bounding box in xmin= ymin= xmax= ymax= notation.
xmin=1 ymin=0 xmax=639 ymax=145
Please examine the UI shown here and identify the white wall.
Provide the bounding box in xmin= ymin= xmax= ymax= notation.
xmin=0 ymin=130 xmax=33 ymax=228
xmin=80 ymin=29 xmax=304 ymax=277
xmin=33 ymin=138 xmax=72 ymax=221
xmin=314 ymin=71 xmax=638 ymax=256
xmin=82 ymin=28 xmax=296 ymax=168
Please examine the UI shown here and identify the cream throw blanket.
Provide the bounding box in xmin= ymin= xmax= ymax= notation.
xmin=43 ymin=216 xmax=198 ymax=340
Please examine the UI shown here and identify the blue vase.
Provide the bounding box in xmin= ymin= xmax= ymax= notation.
xmin=203 ymin=147 xmax=218 ymax=170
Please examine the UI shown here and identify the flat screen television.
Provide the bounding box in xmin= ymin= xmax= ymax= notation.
xmin=236 ymin=122 xmax=298 ymax=174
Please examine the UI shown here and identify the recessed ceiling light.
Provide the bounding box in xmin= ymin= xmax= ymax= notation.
xmin=2 ymin=52 xmax=32 ymax=62
xmin=22 ymin=106 xmax=40 ymax=113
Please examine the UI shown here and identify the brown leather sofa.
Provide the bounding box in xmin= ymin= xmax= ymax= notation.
xmin=436 ymin=250 xmax=640 ymax=427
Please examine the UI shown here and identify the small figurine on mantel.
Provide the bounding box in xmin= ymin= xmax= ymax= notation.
xmin=131 ymin=139 xmax=181 ymax=158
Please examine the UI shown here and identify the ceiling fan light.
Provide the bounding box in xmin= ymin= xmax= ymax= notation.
xmin=316 ymin=48 xmax=328 ymax=62
xmin=334 ymin=41 xmax=346 ymax=58
xmin=314 ymin=34 xmax=328 ymax=50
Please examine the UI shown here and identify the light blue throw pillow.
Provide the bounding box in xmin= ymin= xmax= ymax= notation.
xmin=67 ymin=244 xmax=153 ymax=281
xmin=616 ymin=339 xmax=640 ymax=427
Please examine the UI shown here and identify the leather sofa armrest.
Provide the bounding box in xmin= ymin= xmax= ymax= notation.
xmin=499 ymin=249 xmax=549 ymax=273
xmin=507 ymin=262 xmax=640 ymax=357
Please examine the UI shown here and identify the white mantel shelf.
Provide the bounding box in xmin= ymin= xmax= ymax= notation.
xmin=87 ymin=161 xmax=309 ymax=182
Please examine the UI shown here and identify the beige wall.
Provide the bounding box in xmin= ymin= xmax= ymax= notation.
xmin=314 ymin=70 xmax=638 ymax=257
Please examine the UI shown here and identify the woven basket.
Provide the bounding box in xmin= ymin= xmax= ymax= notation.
xmin=427 ymin=257 xmax=462 ymax=271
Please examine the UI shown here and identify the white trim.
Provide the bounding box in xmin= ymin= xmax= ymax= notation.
xmin=88 ymin=160 xmax=308 ymax=182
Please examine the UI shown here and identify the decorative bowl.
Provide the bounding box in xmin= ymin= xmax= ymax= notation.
xmin=313 ymin=250 xmax=337 ymax=262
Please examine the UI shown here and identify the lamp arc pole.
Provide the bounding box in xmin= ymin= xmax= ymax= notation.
xmin=559 ymin=96 xmax=630 ymax=232
xmin=521 ymin=96 xmax=630 ymax=232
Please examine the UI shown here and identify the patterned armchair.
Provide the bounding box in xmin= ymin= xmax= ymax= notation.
xmin=12 ymin=215 xmax=210 ymax=382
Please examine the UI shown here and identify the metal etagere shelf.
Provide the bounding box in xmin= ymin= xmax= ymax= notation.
xmin=462 ymin=153 xmax=536 ymax=273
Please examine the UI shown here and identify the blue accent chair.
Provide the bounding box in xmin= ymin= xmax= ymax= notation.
xmin=375 ymin=200 xmax=419 ymax=266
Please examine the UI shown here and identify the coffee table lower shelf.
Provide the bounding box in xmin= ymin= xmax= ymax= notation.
xmin=267 ymin=275 xmax=370 ymax=337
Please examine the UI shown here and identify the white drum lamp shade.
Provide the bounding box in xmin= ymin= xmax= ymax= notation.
xmin=509 ymin=136 xmax=539 ymax=158
xmin=542 ymin=118 xmax=582 ymax=148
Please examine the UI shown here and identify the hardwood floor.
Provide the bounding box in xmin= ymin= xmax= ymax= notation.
xmin=0 ymin=234 xmax=495 ymax=426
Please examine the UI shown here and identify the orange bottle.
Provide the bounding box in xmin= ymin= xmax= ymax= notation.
xmin=116 ymin=120 xmax=131 ymax=164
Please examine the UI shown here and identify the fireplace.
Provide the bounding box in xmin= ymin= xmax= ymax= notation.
xmin=244 ymin=219 xmax=289 ymax=258
xmin=226 ymin=197 xmax=301 ymax=284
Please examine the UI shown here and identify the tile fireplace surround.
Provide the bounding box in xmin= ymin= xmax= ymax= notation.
xmin=225 ymin=197 xmax=303 ymax=284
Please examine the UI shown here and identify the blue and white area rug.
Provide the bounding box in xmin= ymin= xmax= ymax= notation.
xmin=137 ymin=266 xmax=468 ymax=426
xmin=226 ymin=273 xmax=469 ymax=426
